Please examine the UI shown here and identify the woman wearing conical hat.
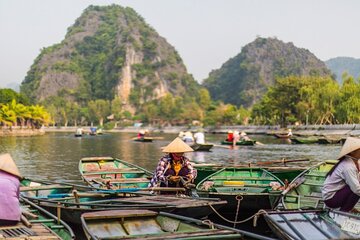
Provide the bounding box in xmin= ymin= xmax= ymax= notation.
xmin=0 ymin=153 xmax=22 ymax=225
xmin=322 ymin=137 xmax=360 ymax=212
xmin=148 ymin=138 xmax=195 ymax=188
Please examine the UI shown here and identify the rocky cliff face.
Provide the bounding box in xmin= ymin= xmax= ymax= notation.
xmin=202 ymin=37 xmax=332 ymax=107
xmin=21 ymin=5 xmax=199 ymax=112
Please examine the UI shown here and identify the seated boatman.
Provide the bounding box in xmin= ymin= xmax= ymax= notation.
xmin=148 ymin=137 xmax=195 ymax=189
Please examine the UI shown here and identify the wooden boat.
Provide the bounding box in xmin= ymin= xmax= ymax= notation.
xmin=274 ymin=133 xmax=291 ymax=139
xmin=190 ymin=143 xmax=214 ymax=151
xmin=81 ymin=209 xmax=269 ymax=240
xmin=263 ymin=209 xmax=360 ymax=240
xmin=196 ymin=167 xmax=284 ymax=216
xmin=24 ymin=192 xmax=227 ymax=225
xmin=221 ymin=140 xmax=256 ymax=145
xmin=5 ymin=196 xmax=76 ymax=240
xmin=133 ymin=137 xmax=153 ymax=142
xmin=317 ymin=136 xmax=343 ymax=144
xmin=194 ymin=160 xmax=308 ymax=185
xmin=290 ymin=136 xmax=319 ymax=144
xmin=20 ymin=177 xmax=95 ymax=198
xmin=282 ymin=160 xmax=337 ymax=210
xmin=79 ymin=156 xmax=152 ymax=190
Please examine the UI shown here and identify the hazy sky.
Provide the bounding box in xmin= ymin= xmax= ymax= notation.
xmin=1 ymin=0 xmax=360 ymax=89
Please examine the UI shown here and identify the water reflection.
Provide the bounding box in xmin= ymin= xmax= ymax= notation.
xmin=0 ymin=132 xmax=341 ymax=181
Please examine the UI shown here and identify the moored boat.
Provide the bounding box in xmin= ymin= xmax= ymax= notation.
xmin=24 ymin=193 xmax=227 ymax=225
xmin=290 ymin=136 xmax=319 ymax=144
xmin=79 ymin=156 xmax=152 ymax=190
xmin=274 ymin=133 xmax=291 ymax=139
xmin=81 ymin=209 xmax=272 ymax=240
xmin=12 ymin=197 xmax=75 ymax=240
xmin=134 ymin=137 xmax=153 ymax=142
xmin=263 ymin=209 xmax=360 ymax=240
xmin=282 ymin=160 xmax=337 ymax=210
xmin=221 ymin=140 xmax=256 ymax=145
xmin=196 ymin=167 xmax=284 ymax=217
xmin=190 ymin=143 xmax=214 ymax=151
xmin=194 ymin=162 xmax=307 ymax=185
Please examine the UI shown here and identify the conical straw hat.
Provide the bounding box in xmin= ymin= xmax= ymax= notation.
xmin=162 ymin=137 xmax=194 ymax=153
xmin=0 ymin=153 xmax=21 ymax=178
xmin=338 ymin=137 xmax=360 ymax=159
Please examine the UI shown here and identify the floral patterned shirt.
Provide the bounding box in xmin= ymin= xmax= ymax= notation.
xmin=148 ymin=154 xmax=195 ymax=187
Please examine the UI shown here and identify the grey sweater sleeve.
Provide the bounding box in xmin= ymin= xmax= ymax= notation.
xmin=343 ymin=167 xmax=360 ymax=196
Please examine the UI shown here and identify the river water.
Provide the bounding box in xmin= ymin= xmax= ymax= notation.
xmin=0 ymin=132 xmax=341 ymax=182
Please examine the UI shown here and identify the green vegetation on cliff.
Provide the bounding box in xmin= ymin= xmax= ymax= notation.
xmin=203 ymin=37 xmax=331 ymax=108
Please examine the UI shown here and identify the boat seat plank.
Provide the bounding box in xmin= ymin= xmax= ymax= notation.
xmin=83 ymin=169 xmax=145 ymax=175
xmin=210 ymin=176 xmax=275 ymax=181
xmin=125 ymin=229 xmax=241 ymax=240
xmin=20 ymin=184 xmax=73 ymax=191
xmin=83 ymin=209 xmax=156 ymax=220
xmin=81 ymin=157 xmax=114 ymax=161
xmin=101 ymin=178 xmax=150 ymax=183
xmin=302 ymin=181 xmax=323 ymax=187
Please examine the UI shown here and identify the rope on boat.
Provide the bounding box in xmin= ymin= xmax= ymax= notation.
xmin=234 ymin=195 xmax=243 ymax=228
xmin=208 ymin=203 xmax=268 ymax=226
xmin=201 ymin=219 xmax=215 ymax=229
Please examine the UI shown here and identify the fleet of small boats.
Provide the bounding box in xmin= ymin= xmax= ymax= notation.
xmin=263 ymin=209 xmax=360 ymax=240
xmin=221 ymin=140 xmax=256 ymax=145
xmin=11 ymin=133 xmax=360 ymax=239
xmin=79 ymin=156 xmax=152 ymax=190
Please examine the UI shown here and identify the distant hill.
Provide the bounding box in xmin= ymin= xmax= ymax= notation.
xmin=202 ymin=37 xmax=331 ymax=107
xmin=20 ymin=5 xmax=199 ymax=112
xmin=325 ymin=57 xmax=360 ymax=84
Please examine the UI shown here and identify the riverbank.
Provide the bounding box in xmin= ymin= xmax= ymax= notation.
xmin=42 ymin=124 xmax=360 ymax=137
xmin=0 ymin=128 xmax=45 ymax=136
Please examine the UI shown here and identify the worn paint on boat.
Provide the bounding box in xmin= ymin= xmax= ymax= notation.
xmin=25 ymin=193 xmax=226 ymax=225
xmin=264 ymin=209 xmax=360 ymax=240
xmin=79 ymin=156 xmax=152 ymax=190
xmin=282 ymin=160 xmax=337 ymax=210
xmin=196 ymin=167 xmax=284 ymax=216
xmin=221 ymin=140 xmax=256 ymax=146
xmin=194 ymin=163 xmax=306 ymax=185
xmin=9 ymin=197 xmax=76 ymax=240
xmin=81 ymin=209 xmax=247 ymax=240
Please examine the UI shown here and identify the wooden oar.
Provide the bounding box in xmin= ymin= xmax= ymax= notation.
xmin=150 ymin=136 xmax=164 ymax=140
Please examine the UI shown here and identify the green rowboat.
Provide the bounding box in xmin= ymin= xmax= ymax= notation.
xmin=190 ymin=143 xmax=214 ymax=151
xmin=16 ymin=197 xmax=75 ymax=240
xmin=196 ymin=167 xmax=284 ymax=216
xmin=282 ymin=160 xmax=337 ymax=210
xmin=81 ymin=209 xmax=273 ymax=240
xmin=290 ymin=136 xmax=319 ymax=144
xmin=79 ymin=156 xmax=152 ymax=190
xmin=264 ymin=209 xmax=360 ymax=240
xmin=221 ymin=140 xmax=256 ymax=146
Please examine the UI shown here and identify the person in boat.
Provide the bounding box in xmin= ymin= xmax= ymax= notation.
xmin=182 ymin=131 xmax=194 ymax=143
xmin=287 ymin=129 xmax=293 ymax=137
xmin=0 ymin=153 xmax=22 ymax=226
xmin=322 ymin=137 xmax=360 ymax=212
xmin=240 ymin=131 xmax=251 ymax=141
xmin=193 ymin=128 xmax=205 ymax=144
xmin=232 ymin=130 xmax=240 ymax=146
xmin=226 ymin=130 xmax=234 ymax=142
xmin=75 ymin=127 xmax=83 ymax=136
xmin=137 ymin=130 xmax=145 ymax=139
xmin=148 ymin=137 xmax=195 ymax=189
